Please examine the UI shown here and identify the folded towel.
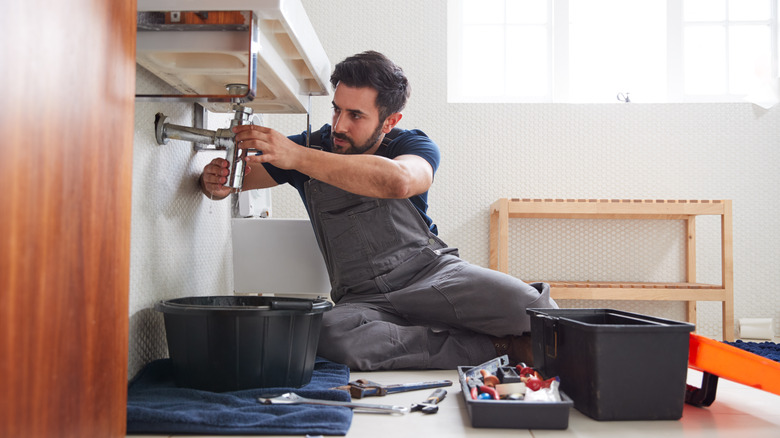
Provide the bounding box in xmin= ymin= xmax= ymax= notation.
xmin=127 ymin=358 xmax=352 ymax=435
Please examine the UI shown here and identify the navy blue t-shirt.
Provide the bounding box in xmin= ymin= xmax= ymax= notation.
xmin=260 ymin=124 xmax=441 ymax=235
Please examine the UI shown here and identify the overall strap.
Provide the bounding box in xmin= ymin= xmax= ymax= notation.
xmin=305 ymin=130 xmax=323 ymax=150
xmin=375 ymin=128 xmax=403 ymax=157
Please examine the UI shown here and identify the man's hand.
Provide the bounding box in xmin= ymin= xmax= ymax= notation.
xmin=233 ymin=124 xmax=303 ymax=170
xmin=200 ymin=158 xmax=234 ymax=200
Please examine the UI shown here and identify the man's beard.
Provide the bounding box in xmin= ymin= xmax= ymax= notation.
xmin=331 ymin=122 xmax=384 ymax=155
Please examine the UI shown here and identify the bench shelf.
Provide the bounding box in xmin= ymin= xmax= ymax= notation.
xmin=488 ymin=198 xmax=734 ymax=341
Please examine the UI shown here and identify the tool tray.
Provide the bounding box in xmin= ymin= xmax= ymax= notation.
xmin=457 ymin=363 xmax=572 ymax=429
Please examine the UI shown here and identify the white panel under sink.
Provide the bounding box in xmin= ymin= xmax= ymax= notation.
xmin=238 ymin=189 xmax=272 ymax=218
xmin=137 ymin=0 xmax=331 ymax=114
xmin=231 ymin=218 xmax=331 ymax=299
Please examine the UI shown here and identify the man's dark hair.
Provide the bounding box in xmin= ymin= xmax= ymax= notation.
xmin=330 ymin=51 xmax=411 ymax=121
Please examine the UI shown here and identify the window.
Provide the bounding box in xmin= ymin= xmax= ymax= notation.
xmin=680 ymin=0 xmax=776 ymax=100
xmin=447 ymin=0 xmax=552 ymax=102
xmin=447 ymin=0 xmax=779 ymax=103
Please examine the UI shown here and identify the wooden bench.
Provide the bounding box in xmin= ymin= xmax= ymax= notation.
xmin=489 ymin=198 xmax=734 ymax=341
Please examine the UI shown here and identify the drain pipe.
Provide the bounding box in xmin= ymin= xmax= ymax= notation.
xmin=154 ymin=85 xmax=256 ymax=190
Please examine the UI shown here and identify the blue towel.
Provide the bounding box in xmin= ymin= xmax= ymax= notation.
xmin=127 ymin=358 xmax=352 ymax=435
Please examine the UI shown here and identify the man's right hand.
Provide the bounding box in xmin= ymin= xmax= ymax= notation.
xmin=200 ymin=158 xmax=234 ymax=200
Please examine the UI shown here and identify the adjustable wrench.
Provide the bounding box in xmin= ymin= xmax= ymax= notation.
xmin=410 ymin=388 xmax=447 ymax=414
xmin=335 ymin=379 xmax=452 ymax=399
xmin=258 ymin=392 xmax=408 ymax=415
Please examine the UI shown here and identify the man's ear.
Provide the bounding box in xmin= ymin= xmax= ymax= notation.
xmin=382 ymin=113 xmax=403 ymax=133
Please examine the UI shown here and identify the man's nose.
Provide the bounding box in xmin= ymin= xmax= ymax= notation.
xmin=333 ymin=113 xmax=348 ymax=133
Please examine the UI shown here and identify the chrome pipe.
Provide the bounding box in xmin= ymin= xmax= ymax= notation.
xmin=154 ymin=109 xmax=249 ymax=190
xmin=155 ymin=113 xmax=221 ymax=147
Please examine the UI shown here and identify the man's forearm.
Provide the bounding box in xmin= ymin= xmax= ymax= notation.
xmin=295 ymin=148 xmax=426 ymax=199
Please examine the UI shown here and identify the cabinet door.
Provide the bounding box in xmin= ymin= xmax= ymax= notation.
xmin=0 ymin=1 xmax=135 ymax=437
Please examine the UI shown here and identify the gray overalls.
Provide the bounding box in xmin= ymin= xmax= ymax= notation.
xmin=305 ymin=179 xmax=557 ymax=370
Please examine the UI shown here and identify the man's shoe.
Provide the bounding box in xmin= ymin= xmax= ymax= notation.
xmin=490 ymin=334 xmax=534 ymax=366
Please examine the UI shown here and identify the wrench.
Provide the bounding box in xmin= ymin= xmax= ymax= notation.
xmin=411 ymin=388 xmax=447 ymax=414
xmin=257 ymin=392 xmax=409 ymax=415
xmin=335 ymin=378 xmax=453 ymax=398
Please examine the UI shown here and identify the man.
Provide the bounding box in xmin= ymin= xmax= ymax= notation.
xmin=200 ymin=51 xmax=557 ymax=370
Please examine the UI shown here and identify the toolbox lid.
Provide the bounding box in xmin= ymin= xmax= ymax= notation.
xmin=527 ymin=308 xmax=695 ymax=333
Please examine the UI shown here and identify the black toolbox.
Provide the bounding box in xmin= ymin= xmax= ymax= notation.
xmin=527 ymin=308 xmax=695 ymax=421
xmin=458 ymin=357 xmax=573 ymax=429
